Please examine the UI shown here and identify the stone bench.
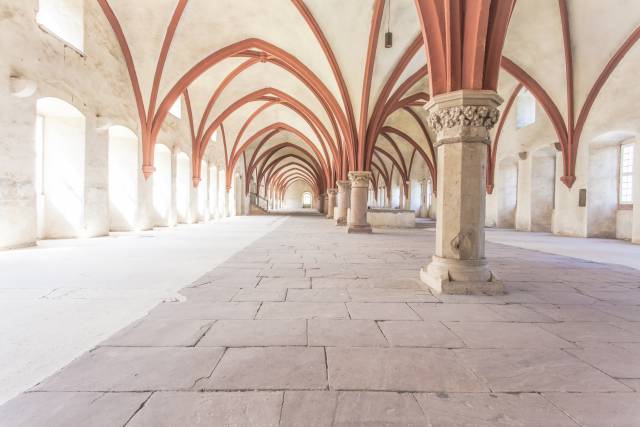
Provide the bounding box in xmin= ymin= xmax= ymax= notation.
xmin=366 ymin=208 xmax=416 ymax=228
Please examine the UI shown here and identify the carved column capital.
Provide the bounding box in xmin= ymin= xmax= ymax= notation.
xmin=348 ymin=171 xmax=372 ymax=188
xmin=425 ymin=90 xmax=503 ymax=146
xmin=327 ymin=188 xmax=338 ymax=195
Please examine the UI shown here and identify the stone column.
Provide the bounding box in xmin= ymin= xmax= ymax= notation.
xmin=420 ymin=90 xmax=504 ymax=295
xmin=326 ymin=189 xmax=337 ymax=219
xmin=399 ymin=183 xmax=405 ymax=209
xmin=347 ymin=171 xmax=372 ymax=233
xmin=335 ymin=180 xmax=351 ymax=226
xmin=404 ymin=180 xmax=411 ymax=211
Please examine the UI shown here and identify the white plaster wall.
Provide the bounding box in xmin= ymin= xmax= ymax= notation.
xmin=0 ymin=1 xmax=207 ymax=248
xmin=587 ymin=145 xmax=618 ymax=238
xmin=616 ymin=210 xmax=633 ymax=240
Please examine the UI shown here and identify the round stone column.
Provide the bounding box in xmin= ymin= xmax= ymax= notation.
xmin=420 ymin=89 xmax=504 ymax=295
xmin=347 ymin=171 xmax=372 ymax=233
xmin=335 ymin=180 xmax=351 ymax=226
xmin=326 ymin=188 xmax=338 ymax=219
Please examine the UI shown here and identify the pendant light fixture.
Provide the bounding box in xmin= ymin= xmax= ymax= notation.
xmin=384 ymin=0 xmax=392 ymax=48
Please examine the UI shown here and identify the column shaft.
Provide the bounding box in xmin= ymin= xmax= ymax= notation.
xmin=420 ymin=90 xmax=504 ymax=295
xmin=347 ymin=171 xmax=372 ymax=233
xmin=335 ymin=180 xmax=350 ymax=226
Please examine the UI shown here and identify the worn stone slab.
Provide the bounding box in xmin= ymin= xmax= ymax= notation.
xmin=198 ymin=320 xmax=307 ymax=347
xmin=280 ymin=391 xmax=338 ymax=427
xmin=526 ymin=304 xmax=623 ymax=322
xmin=258 ymin=277 xmax=311 ymax=289
xmin=333 ymin=391 xmax=426 ymax=426
xmin=286 ymin=289 xmax=350 ymax=302
xmin=35 ymin=347 xmax=224 ymax=392
xmin=147 ymin=301 xmax=260 ymax=320
xmin=409 ymin=303 xmax=505 ymax=321
xmin=486 ymin=304 xmax=555 ymax=322
xmin=347 ymin=302 xmax=420 ymax=320
xmin=348 ymin=288 xmax=437 ymax=302
xmin=540 ymin=322 xmax=640 ymax=343
xmin=565 ymin=342 xmax=640 ymax=378
xmin=415 ymin=392 xmax=576 ymax=426
xmin=127 ymin=391 xmax=282 ymax=427
xmin=445 ymin=322 xmax=573 ymax=348
xmin=455 ymin=348 xmax=629 ymax=392
xmin=308 ymin=319 xmax=387 ymax=347
xmin=178 ymin=287 xmax=237 ymax=302
xmin=0 ymin=392 xmax=150 ymax=427
xmin=378 ymin=321 xmax=465 ymax=348
xmin=102 ymin=318 xmax=212 ymax=347
xmin=231 ymin=288 xmax=286 ymax=302
xmin=257 ymin=302 xmax=349 ymax=319
xmin=544 ymin=392 xmax=640 ymax=427
xmin=204 ymin=347 xmax=327 ymax=390
xmin=327 ymin=347 xmax=487 ymax=392
xmin=594 ymin=304 xmax=640 ymax=321
xmin=260 ymin=268 xmax=306 ymax=278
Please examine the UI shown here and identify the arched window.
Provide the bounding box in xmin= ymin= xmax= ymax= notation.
xmin=302 ymin=192 xmax=312 ymax=208
xmin=35 ymin=97 xmax=86 ymax=239
xmin=108 ymin=126 xmax=138 ymax=231
xmin=516 ymin=88 xmax=536 ymax=129
xmin=36 ymin=0 xmax=84 ymax=52
xmin=620 ymin=141 xmax=634 ymax=206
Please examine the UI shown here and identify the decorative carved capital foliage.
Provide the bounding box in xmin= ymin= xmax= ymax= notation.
xmin=427 ymin=105 xmax=500 ymax=132
xmin=348 ymin=171 xmax=372 ymax=187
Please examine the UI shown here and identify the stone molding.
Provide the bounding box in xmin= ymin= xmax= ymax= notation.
xmin=336 ymin=180 xmax=351 ymax=190
xmin=327 ymin=188 xmax=338 ymax=195
xmin=347 ymin=171 xmax=371 ymax=188
xmin=427 ymin=105 xmax=500 ymax=132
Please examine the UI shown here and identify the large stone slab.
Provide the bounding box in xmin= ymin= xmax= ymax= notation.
xmin=445 ymin=322 xmax=574 ymax=348
xmin=308 ymin=319 xmax=387 ymax=347
xmin=204 ymin=347 xmax=327 ymax=390
xmin=415 ymin=392 xmax=576 ymax=426
xmin=544 ymin=392 xmax=640 ymax=427
xmin=147 ymin=301 xmax=260 ymax=320
xmin=102 ymin=318 xmax=212 ymax=347
xmin=280 ymin=391 xmax=338 ymax=427
xmin=347 ymin=302 xmax=420 ymax=320
xmin=378 ymin=321 xmax=465 ymax=348
xmin=409 ymin=303 xmax=505 ymax=321
xmin=334 ymin=391 xmax=426 ymax=426
xmin=327 ymin=347 xmax=487 ymax=392
xmin=257 ymin=302 xmax=349 ymax=319
xmin=34 ymin=347 xmax=224 ymax=391
xmin=0 ymin=392 xmax=150 ymax=427
xmin=127 ymin=391 xmax=283 ymax=427
xmin=455 ymin=348 xmax=629 ymax=392
xmin=198 ymin=320 xmax=307 ymax=347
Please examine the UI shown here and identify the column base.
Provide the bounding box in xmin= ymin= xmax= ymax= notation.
xmin=419 ymin=256 xmax=503 ymax=295
xmin=326 ymin=213 xmax=334 ymax=219
xmin=347 ymin=223 xmax=372 ymax=234
xmin=335 ymin=217 xmax=347 ymax=226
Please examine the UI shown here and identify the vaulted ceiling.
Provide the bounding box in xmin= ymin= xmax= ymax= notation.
xmin=98 ymin=0 xmax=640 ymax=197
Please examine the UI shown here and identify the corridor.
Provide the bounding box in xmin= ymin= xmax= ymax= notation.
xmin=1 ymin=215 xmax=639 ymax=426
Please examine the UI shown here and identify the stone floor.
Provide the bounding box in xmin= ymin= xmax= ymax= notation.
xmin=1 ymin=215 xmax=640 ymax=426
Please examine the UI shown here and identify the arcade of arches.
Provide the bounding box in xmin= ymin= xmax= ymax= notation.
xmin=1 ymin=0 xmax=640 ymax=424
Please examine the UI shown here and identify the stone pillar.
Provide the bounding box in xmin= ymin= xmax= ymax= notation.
xmin=399 ymin=183 xmax=405 ymax=209
xmin=326 ymin=189 xmax=337 ymax=219
xmin=335 ymin=180 xmax=351 ymax=226
xmin=404 ymin=180 xmax=411 ymax=211
xmin=347 ymin=171 xmax=372 ymax=233
xmin=223 ymin=189 xmax=230 ymax=217
xmin=419 ymin=90 xmax=504 ymax=295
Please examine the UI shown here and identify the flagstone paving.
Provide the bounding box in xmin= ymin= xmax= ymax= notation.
xmin=1 ymin=216 xmax=640 ymax=426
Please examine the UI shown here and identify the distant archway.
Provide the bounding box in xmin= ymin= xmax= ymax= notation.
xmin=35 ymin=97 xmax=86 ymax=239
xmin=302 ymin=191 xmax=312 ymax=208
xmin=108 ymin=125 xmax=138 ymax=231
